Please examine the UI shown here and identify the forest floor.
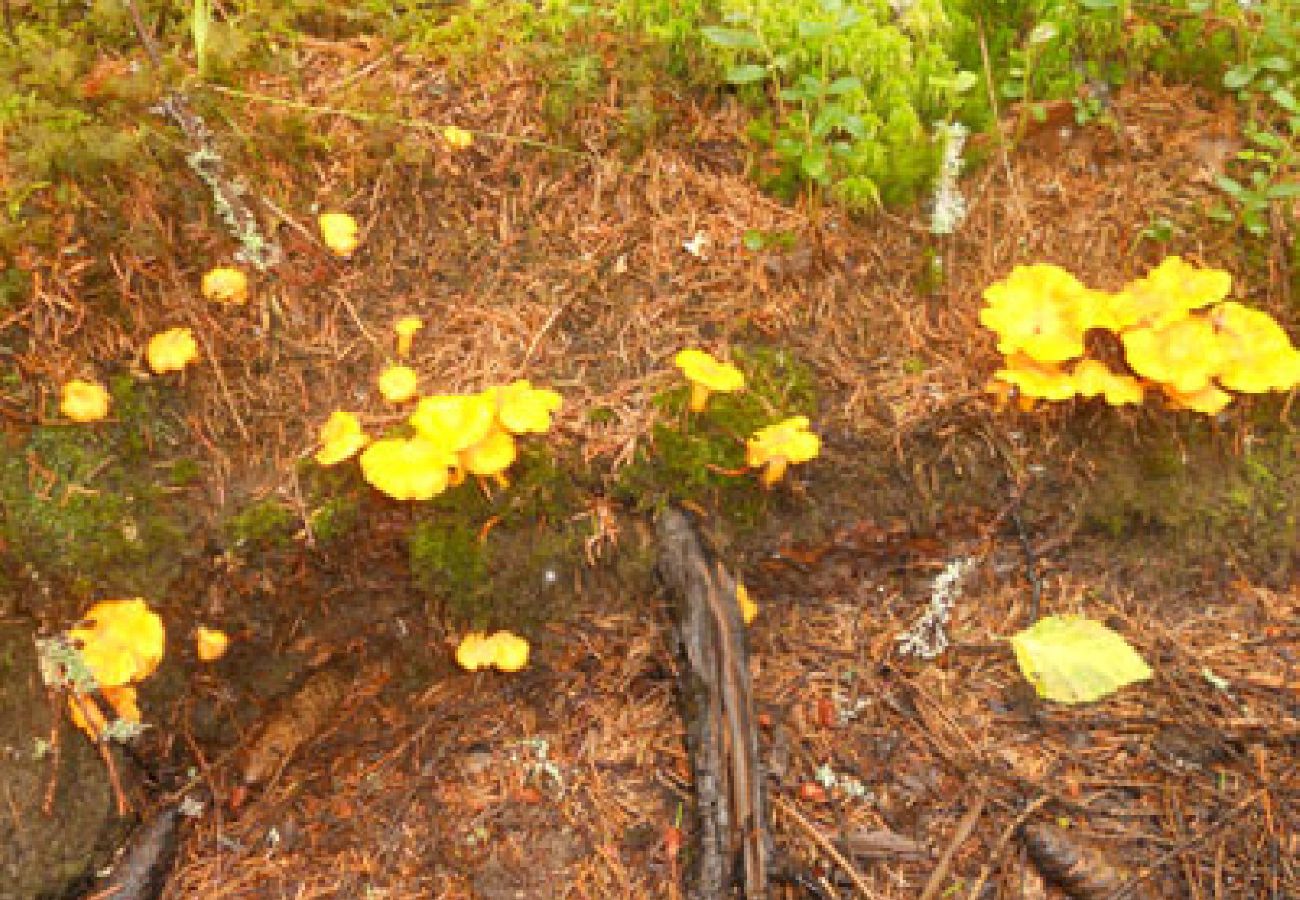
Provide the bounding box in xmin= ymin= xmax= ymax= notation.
xmin=2 ymin=28 xmax=1297 ymax=900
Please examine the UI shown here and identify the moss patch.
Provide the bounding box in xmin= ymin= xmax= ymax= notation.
xmin=614 ymin=345 xmax=819 ymax=527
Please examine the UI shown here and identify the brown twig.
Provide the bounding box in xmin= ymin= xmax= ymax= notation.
xmin=772 ymin=795 xmax=883 ymax=900
xmin=919 ymin=787 xmax=986 ymax=900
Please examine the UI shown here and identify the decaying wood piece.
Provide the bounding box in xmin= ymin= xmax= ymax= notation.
xmin=240 ymin=661 xmax=353 ymax=787
xmin=89 ymin=801 xmax=182 ymax=900
xmin=657 ymin=506 xmax=768 ymax=898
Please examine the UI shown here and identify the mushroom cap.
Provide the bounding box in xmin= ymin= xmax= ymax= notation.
xmin=443 ymin=126 xmax=474 ymax=150
xmin=378 ymin=365 xmax=420 ymax=403
xmin=979 ymin=265 xmax=1102 ymax=363
xmin=674 ymin=349 xmax=746 ymax=393
xmin=359 ymin=436 xmax=454 ymax=500
xmin=1162 ymin=382 xmax=1233 ymax=415
xmin=410 ymin=394 xmax=496 ymax=452
xmin=736 ymin=582 xmax=758 ymax=625
xmin=315 ymin=411 xmax=371 ymax=466
xmin=491 ymin=380 xmax=563 ymax=434
xmin=395 ymin=315 xmax=424 ymax=338
xmin=318 ymin=212 xmax=360 ymax=258
xmin=1211 ymin=301 xmax=1300 ymax=393
xmin=1122 ymin=315 xmax=1223 ymax=394
xmin=66 ymin=598 xmax=165 ymax=688
xmin=455 ymin=632 xmax=496 ymax=671
xmin=60 ymin=379 xmax=111 ymax=423
xmin=146 ymin=327 xmax=199 ymax=374
xmin=201 ymin=267 xmax=250 ymax=305
xmin=1108 ymin=256 xmax=1230 ymax=331
xmin=1070 ymin=359 xmax=1143 ymax=406
xmin=746 ymin=416 xmax=821 ymax=468
xmin=488 ymin=631 xmax=530 ymax=672
xmin=459 ymin=428 xmax=517 ymax=477
xmin=992 ymin=354 xmax=1077 ymax=401
xmin=195 ymin=626 xmax=230 ymax=662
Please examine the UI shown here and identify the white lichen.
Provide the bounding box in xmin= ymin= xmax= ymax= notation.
xmin=929 ymin=121 xmax=969 ymax=236
xmin=897 ymin=556 xmax=974 ymax=659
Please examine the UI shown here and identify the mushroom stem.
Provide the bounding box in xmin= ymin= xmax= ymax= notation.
xmin=688 ymin=383 xmax=712 ymax=412
xmin=397 ymin=333 xmax=415 ymax=357
xmin=761 ymin=456 xmax=788 ymax=487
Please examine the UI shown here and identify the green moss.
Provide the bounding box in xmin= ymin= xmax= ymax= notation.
xmin=614 ymin=345 xmax=818 ymax=527
xmin=0 ymin=422 xmax=183 ymax=602
xmin=307 ymin=495 xmax=360 ymax=545
xmin=224 ymin=498 xmax=295 ymax=549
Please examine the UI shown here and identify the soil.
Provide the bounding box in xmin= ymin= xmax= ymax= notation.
xmin=0 ymin=33 xmax=1296 ymax=900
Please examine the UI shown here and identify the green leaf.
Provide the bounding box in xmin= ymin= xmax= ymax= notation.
xmin=1258 ymin=56 xmax=1292 ymax=73
xmin=742 ymin=230 xmax=765 ymax=252
xmin=826 ymin=76 xmax=862 ymax=96
xmin=1010 ymin=616 xmax=1152 ymax=704
xmin=797 ymin=20 xmax=835 ymax=40
xmin=952 ymin=71 xmax=980 ymax=94
xmin=700 ymin=26 xmax=761 ymax=50
xmin=1270 ymin=88 xmax=1299 ymax=114
xmin=1266 ymin=182 xmax=1300 ymax=200
xmin=1080 ymin=0 xmax=1119 ymax=8
xmin=1028 ymin=23 xmax=1058 ymax=46
xmin=1223 ymin=65 xmax=1257 ymax=90
xmin=725 ymin=64 xmax=768 ymax=85
xmin=1216 ymin=175 xmax=1246 ymax=198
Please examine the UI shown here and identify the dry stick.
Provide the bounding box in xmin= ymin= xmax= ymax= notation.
xmin=919 ymin=789 xmax=987 ymax=900
xmin=965 ymin=795 xmax=1052 ymax=899
xmin=772 ymin=795 xmax=884 ymax=900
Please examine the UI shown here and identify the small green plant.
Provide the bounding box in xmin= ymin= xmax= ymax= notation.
xmin=702 ymin=0 xmax=976 ymax=209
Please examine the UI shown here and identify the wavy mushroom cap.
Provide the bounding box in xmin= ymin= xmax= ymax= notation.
xmin=318 ymin=212 xmax=360 ymax=258
xmin=1122 ymin=315 xmax=1223 ymax=394
xmin=60 ymin=379 xmax=111 ymax=423
xmin=1070 ymin=359 xmax=1143 ymax=406
xmin=455 ymin=632 xmax=496 ymax=671
xmin=147 ymin=327 xmax=200 ymax=374
xmin=378 ymin=365 xmax=420 ymax=403
xmin=201 ymin=267 xmax=249 ymax=305
xmin=315 ymin=411 xmax=371 ymax=466
xmin=1161 ymin=382 xmax=1234 ymax=415
xmin=1108 ymin=256 xmax=1230 ymax=331
xmin=360 ymin=436 xmax=454 ymax=500
xmin=67 ymin=598 xmax=165 ymax=688
xmin=674 ymin=348 xmax=746 ymax=393
xmin=488 ymin=631 xmax=530 ymax=672
xmin=1211 ymin=302 xmax=1300 ymax=393
xmin=745 ymin=416 xmax=821 ymax=468
xmin=460 ymin=428 xmax=517 ymax=477
xmin=490 ymin=380 xmax=563 ymax=434
xmin=979 ymin=265 xmax=1102 ymax=363
xmin=410 ymin=394 xmax=496 ymax=452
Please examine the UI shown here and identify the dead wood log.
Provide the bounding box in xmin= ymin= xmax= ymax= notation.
xmin=657 ymin=506 xmax=769 ymax=898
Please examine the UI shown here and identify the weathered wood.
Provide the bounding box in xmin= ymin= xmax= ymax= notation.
xmin=657 ymin=507 xmax=768 ymax=898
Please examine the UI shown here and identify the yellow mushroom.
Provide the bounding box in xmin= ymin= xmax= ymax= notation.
xmin=377 ymin=365 xmax=420 ymax=403
xmin=979 ymin=265 xmax=1104 ymax=363
xmin=442 ymin=126 xmax=474 ymax=150
xmin=1108 ymin=256 xmax=1231 ymax=331
xmin=314 ymin=411 xmax=371 ymax=466
xmin=66 ymin=598 xmax=165 ymax=688
xmin=318 ymin=212 xmax=360 ymax=258
xmin=409 ymin=394 xmax=496 ymax=452
xmin=1161 ymin=382 xmax=1234 ymax=415
xmin=195 ymin=626 xmax=230 ymax=662
xmin=487 ymin=631 xmax=530 ymax=672
xmin=395 ymin=316 xmax=424 ymax=358
xmin=490 ymin=380 xmax=563 ymax=434
xmin=201 ymin=266 xmax=249 ymax=305
xmin=992 ymin=353 xmax=1078 ymax=403
xmin=459 ymin=428 xmax=517 ymax=488
xmin=1211 ymin=301 xmax=1300 ymax=393
xmin=60 ymin=379 xmax=111 ymax=423
xmin=455 ymin=632 xmax=496 ymax=671
xmin=146 ymin=327 xmax=199 ymax=375
xmin=1121 ymin=315 xmax=1223 ymax=394
xmin=1070 ymin=358 xmax=1143 ymax=406
xmin=674 ymin=348 xmax=746 ymax=412
xmin=736 ymin=581 xmax=758 ymax=625
xmin=745 ymin=416 xmax=821 ymax=487
xmin=359 ymin=436 xmax=454 ymax=500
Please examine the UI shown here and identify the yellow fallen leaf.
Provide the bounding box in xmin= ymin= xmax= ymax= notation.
xmin=1010 ymin=615 xmax=1152 ymax=704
